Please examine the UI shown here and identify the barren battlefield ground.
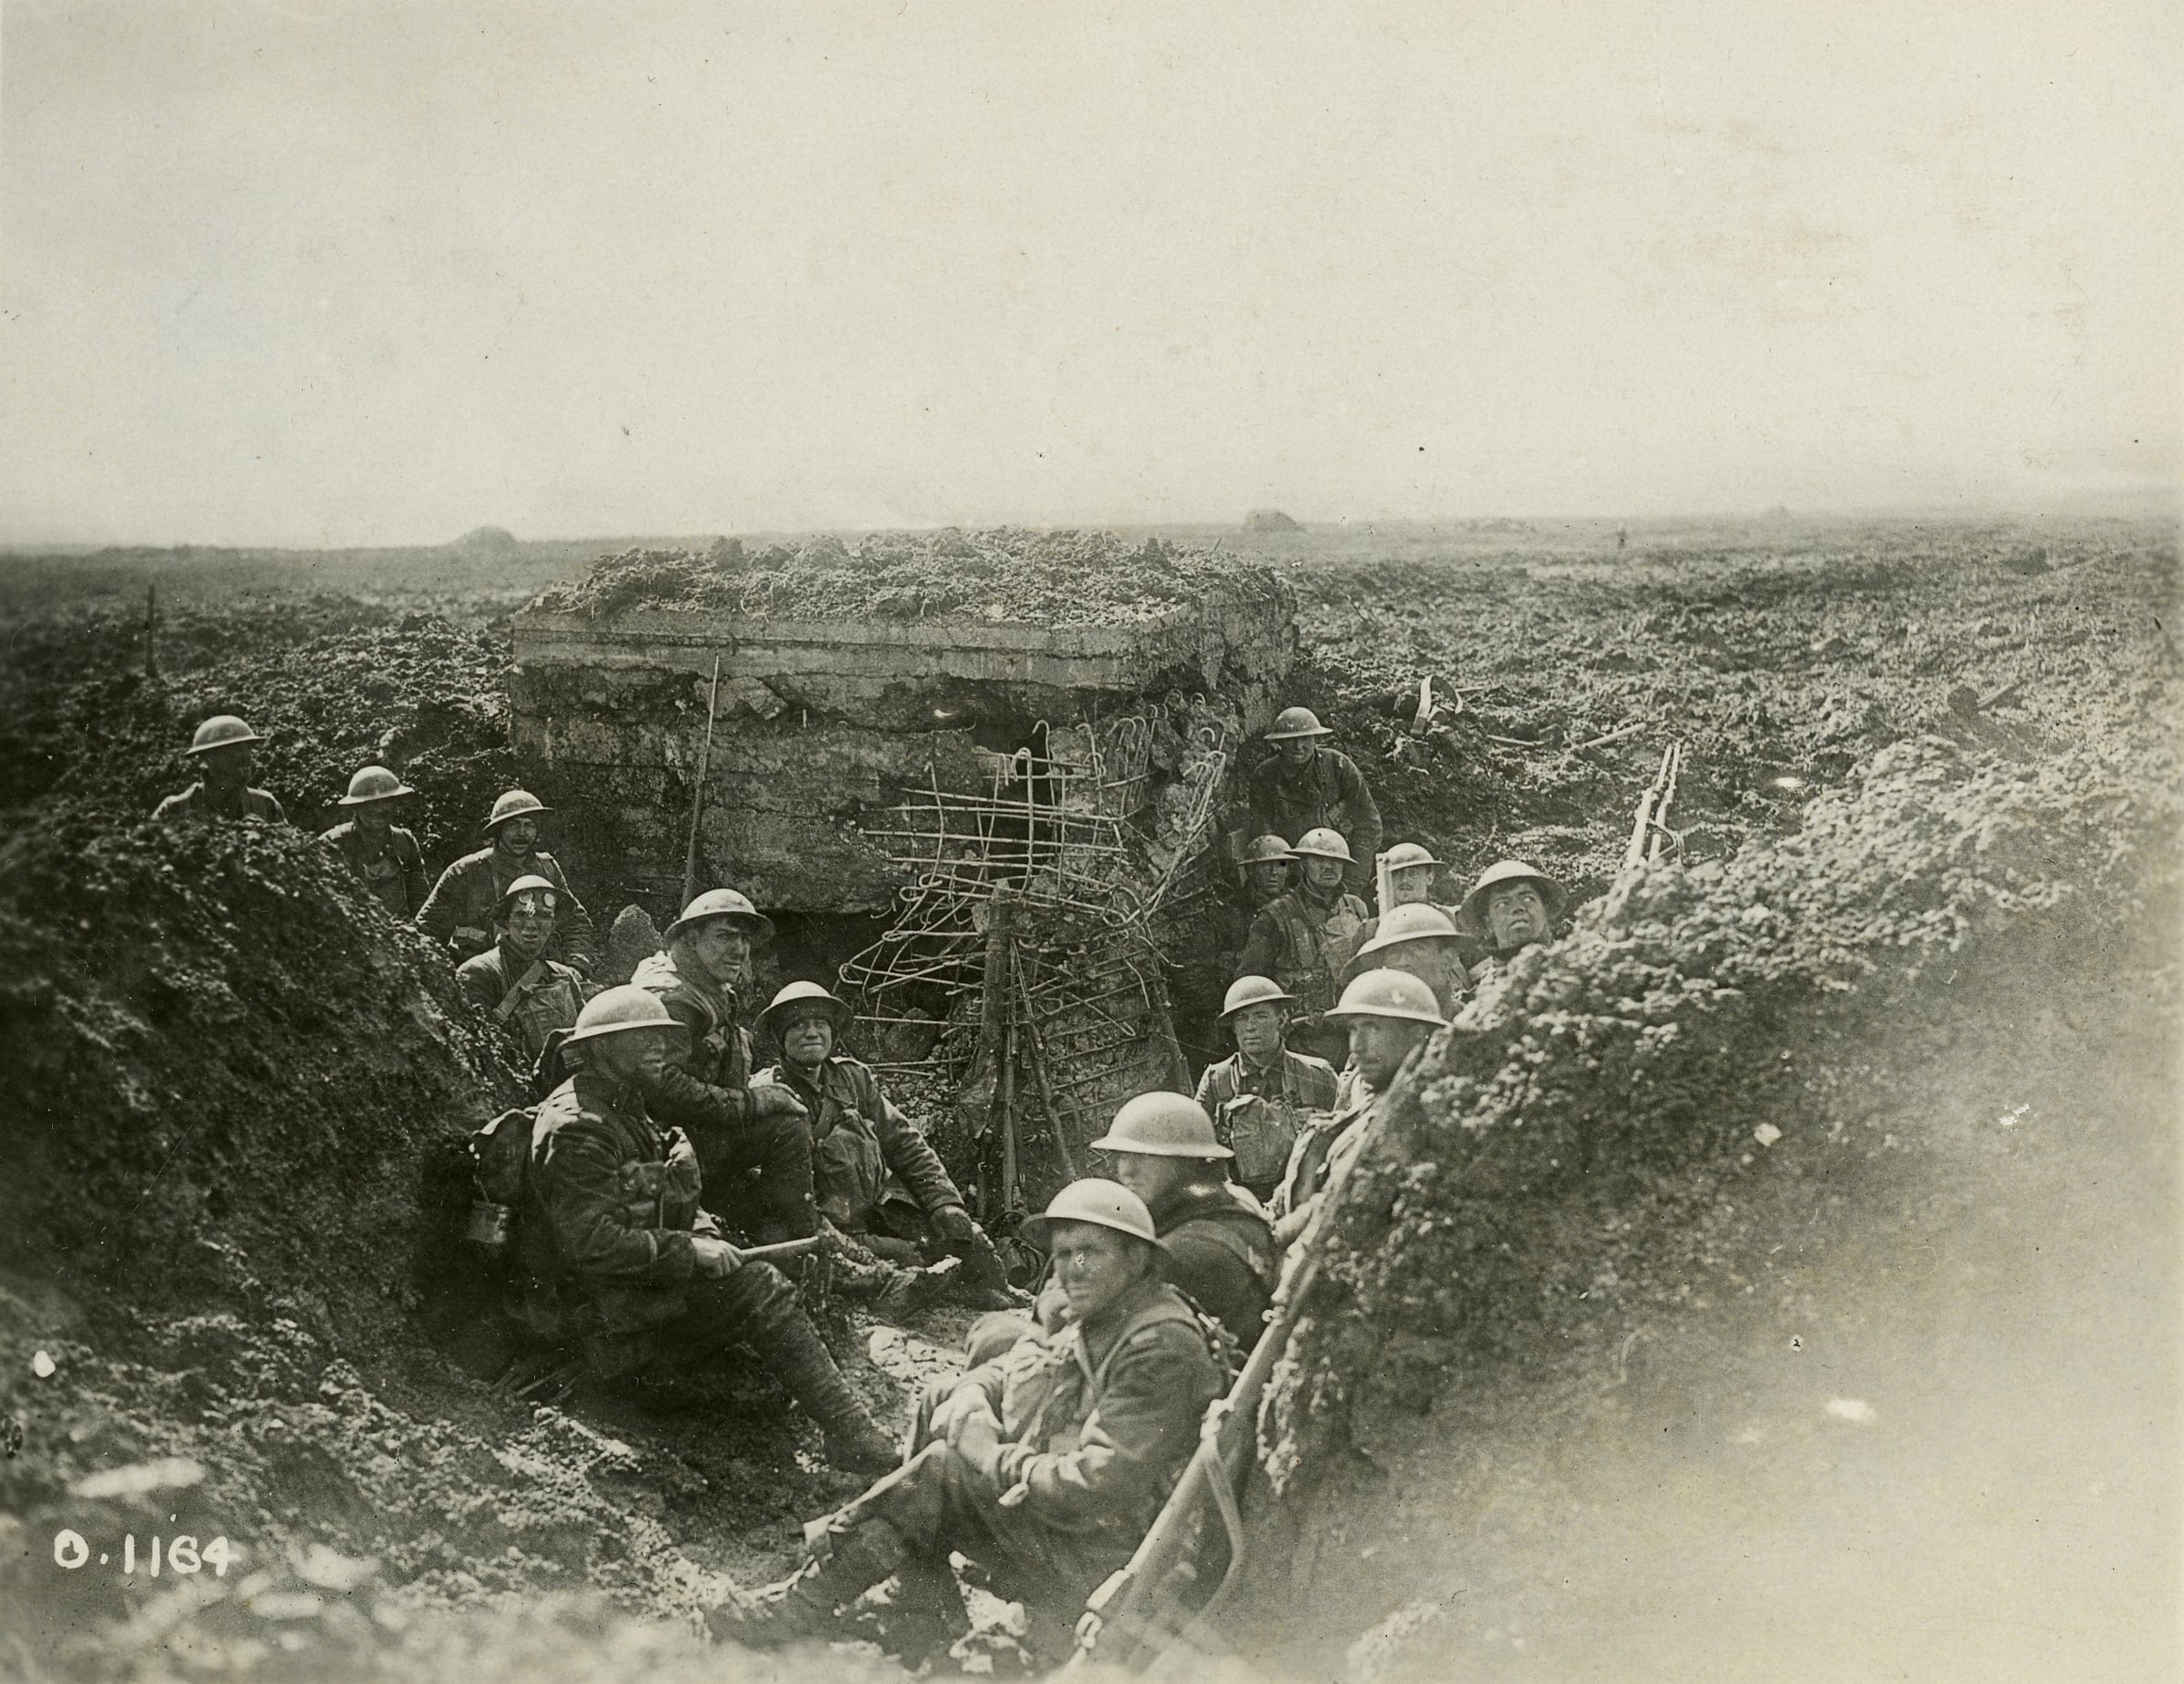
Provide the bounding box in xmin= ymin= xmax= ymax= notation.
xmin=0 ymin=511 xmax=2178 ymax=1683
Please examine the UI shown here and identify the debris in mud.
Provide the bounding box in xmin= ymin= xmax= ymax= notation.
xmin=533 ymin=526 xmax=1279 ymax=627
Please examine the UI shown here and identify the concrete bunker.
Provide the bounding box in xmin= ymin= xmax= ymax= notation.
xmin=508 ymin=530 xmax=1297 ymax=1208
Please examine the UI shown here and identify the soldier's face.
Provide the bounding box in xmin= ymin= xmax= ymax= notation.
xmin=1301 ymin=856 xmax=1345 ymax=892
xmin=779 ymin=1008 xmax=834 ymax=1069
xmin=198 ymin=742 xmax=253 ymax=787
xmin=1276 ymin=736 xmax=1314 ymax=766
xmin=1108 ymin=1152 xmax=1193 ymax=1211
xmin=494 ymin=817 xmax=540 ymax=855
xmin=592 ymin=1026 xmax=672 ymax=1088
xmin=1349 ymin=1016 xmax=1433 ymax=1089
xmin=1248 ymin=860 xmax=1290 ymax=901
xmin=1485 ymin=884 xmax=1550 ymax=951
xmin=685 ymin=920 xmax=752 ymax=986
xmin=1389 ymin=865 xmax=1436 ymax=907
xmin=502 ymin=898 xmax=557 ymax=961
xmin=1230 ymin=1001 xmax=1287 ymax=1062
xmin=352 ymin=801 xmax=391 ymax=836
xmin=1048 ymin=1221 xmax=1149 ymax=1322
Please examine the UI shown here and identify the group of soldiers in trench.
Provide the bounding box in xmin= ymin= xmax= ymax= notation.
xmin=154 ymin=701 xmax=1571 ymax=1655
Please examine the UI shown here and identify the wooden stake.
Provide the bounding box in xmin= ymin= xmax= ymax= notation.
xmin=681 ymin=656 xmax=723 ymax=908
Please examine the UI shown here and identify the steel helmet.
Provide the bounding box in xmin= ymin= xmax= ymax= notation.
xmin=665 ymin=887 xmax=775 ymax=943
xmin=761 ymin=979 xmax=852 ymax=1037
xmin=1455 ymin=859 xmax=1568 ymax=937
xmin=1289 ymin=827 xmax=1355 ymax=865
xmin=1324 ymin=968 xmax=1448 ymax=1029
xmin=1381 ymin=841 xmax=1443 ymax=873
xmin=1220 ymin=975 xmax=1296 ymax=1018
xmin=1355 ymin=902 xmax=1462 ymax=960
xmin=187 ymin=715 xmax=265 ymax=755
xmin=1264 ymin=705 xmax=1334 ymax=742
xmin=1239 ymin=834 xmax=1295 ymax=867
xmin=484 ymin=789 xmax=552 ymax=831
xmin=1020 ymin=1178 xmax=1165 ymax=1250
xmin=492 ymin=874 xmax=562 ymax=922
xmin=564 ymin=985 xmax=687 ymax=1045
xmin=1091 ymin=1092 xmax=1232 ymax=1160
xmin=339 ymin=765 xmax=416 ymax=806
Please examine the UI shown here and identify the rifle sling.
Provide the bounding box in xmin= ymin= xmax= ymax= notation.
xmin=493 ymin=959 xmax=550 ymax=1023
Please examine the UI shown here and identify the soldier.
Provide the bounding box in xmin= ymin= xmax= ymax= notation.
xmin=1234 ymin=827 xmax=1370 ymax=1066
xmin=415 ymin=790 xmax=598 ymax=975
xmin=1091 ymin=1093 xmax=1278 ymax=1351
xmin=1455 ymin=859 xmax=1569 ymax=989
xmin=1178 ymin=832 xmax=1297 ymax=1074
xmin=753 ymin=980 xmax=1007 ymax=1298
xmin=456 ymin=875 xmax=593 ymax=1078
xmin=1269 ymin=969 xmax=1445 ymax=1248
xmin=632 ymin=889 xmax=816 ymax=1244
xmin=512 ymin=987 xmax=897 ymax=1473
xmin=1191 ymin=976 xmax=1340 ymax=1202
xmin=1337 ymin=840 xmax=1451 ymax=979
xmin=714 ymin=1179 xmax=1228 ymax=1658
xmin=1348 ymin=902 xmax=1468 ymax=1019
xmin=1245 ymin=705 xmax=1382 ymax=898
xmin=151 ymin=715 xmax=287 ymax=825
xmin=318 ymin=766 xmax=429 ymax=916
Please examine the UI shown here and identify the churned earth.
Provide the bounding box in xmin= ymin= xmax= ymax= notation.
xmin=0 ymin=512 xmax=2175 ymax=1681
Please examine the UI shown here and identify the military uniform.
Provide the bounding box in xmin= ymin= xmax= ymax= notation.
xmin=805 ymin=1273 xmax=1227 ymax=1640
xmin=457 ymin=942 xmax=592 ymax=1065
xmin=1141 ymin=1180 xmax=1277 ymax=1350
xmin=632 ymin=950 xmax=816 ymax=1242
xmin=319 ymin=820 xmax=430 ymax=917
xmin=512 ymin=1066 xmax=885 ymax=1441
xmin=755 ymin=1053 xmax=965 ymax=1241
xmin=1245 ymin=747 xmax=1382 ymax=897
xmin=416 ymin=847 xmax=597 ymax=973
xmin=1269 ymin=1073 xmax=1379 ymax=1245
xmin=1235 ymin=884 xmax=1370 ymax=1066
xmin=151 ymin=782 xmax=287 ymax=825
xmin=1192 ymin=1046 xmax=1340 ymax=1201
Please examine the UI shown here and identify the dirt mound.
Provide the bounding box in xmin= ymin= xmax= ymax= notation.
xmin=532 ymin=527 xmax=1279 ymax=627
xmin=0 ymin=815 xmax=918 ymax=1675
xmin=1226 ymin=728 xmax=2179 ymax=1672
xmin=0 ymin=600 xmax=514 ymax=855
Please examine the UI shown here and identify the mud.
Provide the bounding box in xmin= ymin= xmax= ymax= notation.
xmin=0 ymin=515 xmax=2175 ymax=1680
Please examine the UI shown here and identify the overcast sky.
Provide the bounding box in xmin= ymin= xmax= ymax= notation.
xmin=2 ymin=1 xmax=2176 ymax=546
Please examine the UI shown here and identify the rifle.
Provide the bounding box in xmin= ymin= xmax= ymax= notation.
xmin=1067 ymin=1126 xmax=1360 ymax=1673
xmin=1623 ymin=739 xmax=1686 ymax=868
xmin=681 ymin=657 xmax=723 ymax=908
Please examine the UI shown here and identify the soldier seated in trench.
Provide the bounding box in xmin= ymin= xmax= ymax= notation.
xmin=416 ymin=789 xmax=599 ymax=976
xmin=511 ymin=986 xmax=898 ymax=1474
xmin=712 ymin=1179 xmax=1228 ymax=1660
xmin=632 ymin=888 xmax=816 ymax=1245
xmin=1192 ymin=976 xmax=1340 ymax=1204
xmin=456 ymin=874 xmax=594 ymax=1088
xmin=1269 ymin=969 xmax=1446 ymax=1249
xmin=1454 ymin=859 xmax=1569 ymax=989
xmin=751 ymin=980 xmax=1013 ymax=1311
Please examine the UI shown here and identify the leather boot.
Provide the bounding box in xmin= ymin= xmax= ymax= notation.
xmin=763 ymin=1304 xmax=901 ymax=1474
xmin=709 ymin=1517 xmax=910 ymax=1648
